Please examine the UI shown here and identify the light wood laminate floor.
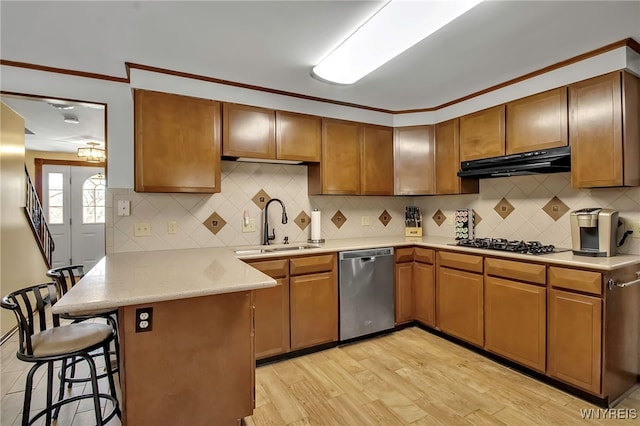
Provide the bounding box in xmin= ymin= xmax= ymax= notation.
xmin=2 ymin=327 xmax=639 ymax=425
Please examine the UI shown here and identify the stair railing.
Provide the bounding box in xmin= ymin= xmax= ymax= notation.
xmin=23 ymin=165 xmax=54 ymax=268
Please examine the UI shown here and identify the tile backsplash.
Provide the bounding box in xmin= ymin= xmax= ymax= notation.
xmin=416 ymin=173 xmax=640 ymax=255
xmin=106 ymin=161 xmax=410 ymax=253
xmin=107 ymin=165 xmax=640 ymax=255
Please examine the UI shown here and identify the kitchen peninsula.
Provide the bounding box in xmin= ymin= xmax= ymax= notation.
xmin=53 ymin=236 xmax=640 ymax=424
xmin=51 ymin=247 xmax=276 ymax=426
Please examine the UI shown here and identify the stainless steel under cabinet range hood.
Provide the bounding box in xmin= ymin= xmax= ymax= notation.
xmin=457 ymin=146 xmax=571 ymax=179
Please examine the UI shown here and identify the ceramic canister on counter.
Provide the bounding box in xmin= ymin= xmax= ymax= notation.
xmin=455 ymin=209 xmax=474 ymax=240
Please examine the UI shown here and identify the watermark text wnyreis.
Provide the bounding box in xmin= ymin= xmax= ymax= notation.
xmin=580 ymin=408 xmax=637 ymax=420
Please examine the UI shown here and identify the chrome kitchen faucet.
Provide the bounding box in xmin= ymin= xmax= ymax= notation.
xmin=263 ymin=198 xmax=288 ymax=245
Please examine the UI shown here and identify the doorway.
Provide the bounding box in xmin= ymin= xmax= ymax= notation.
xmin=42 ymin=164 xmax=106 ymax=271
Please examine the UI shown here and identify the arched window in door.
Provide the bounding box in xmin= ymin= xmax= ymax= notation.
xmin=82 ymin=174 xmax=106 ymax=224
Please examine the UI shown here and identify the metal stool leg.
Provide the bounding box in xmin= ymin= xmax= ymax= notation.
xmin=81 ymin=353 xmax=104 ymax=426
xmin=22 ymin=364 xmax=39 ymax=426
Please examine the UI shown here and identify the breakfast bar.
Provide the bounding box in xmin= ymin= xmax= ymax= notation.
xmin=51 ymin=247 xmax=276 ymax=426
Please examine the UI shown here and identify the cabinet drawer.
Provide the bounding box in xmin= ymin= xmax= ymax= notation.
xmin=438 ymin=251 xmax=483 ymax=273
xmin=414 ymin=248 xmax=435 ymax=264
xmin=549 ymin=267 xmax=602 ymax=296
xmin=395 ymin=247 xmax=414 ymax=263
xmin=290 ymin=254 xmax=336 ymax=276
xmin=247 ymin=259 xmax=289 ymax=278
xmin=485 ymin=258 xmax=546 ymax=285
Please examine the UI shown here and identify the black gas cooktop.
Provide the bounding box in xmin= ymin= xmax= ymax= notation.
xmin=452 ymin=238 xmax=571 ymax=255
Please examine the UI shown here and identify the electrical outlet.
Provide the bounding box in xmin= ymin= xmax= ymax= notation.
xmin=447 ymin=217 xmax=453 ymax=225
xmin=361 ymin=216 xmax=370 ymax=226
xmin=134 ymin=222 xmax=151 ymax=237
xmin=167 ymin=221 xmax=178 ymax=234
xmin=135 ymin=307 xmax=153 ymax=332
xmin=630 ymin=222 xmax=640 ymax=239
xmin=242 ymin=218 xmax=256 ymax=233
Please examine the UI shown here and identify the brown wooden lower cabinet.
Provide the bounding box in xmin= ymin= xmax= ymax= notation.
xmin=394 ymin=259 xmax=414 ymax=325
xmin=484 ymin=276 xmax=546 ymax=372
xmin=548 ymin=288 xmax=602 ymax=395
xmin=437 ymin=266 xmax=484 ymax=347
xmin=290 ymin=271 xmax=338 ymax=350
xmin=414 ymin=261 xmax=435 ymax=327
xmin=247 ymin=259 xmax=290 ymax=360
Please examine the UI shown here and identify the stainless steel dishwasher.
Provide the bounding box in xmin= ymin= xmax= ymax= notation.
xmin=339 ymin=247 xmax=395 ymax=341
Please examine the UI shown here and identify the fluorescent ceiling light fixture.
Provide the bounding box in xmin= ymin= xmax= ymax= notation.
xmin=312 ymin=0 xmax=483 ymax=85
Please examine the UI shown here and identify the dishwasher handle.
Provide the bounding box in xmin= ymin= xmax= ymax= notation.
xmin=361 ymin=256 xmax=376 ymax=262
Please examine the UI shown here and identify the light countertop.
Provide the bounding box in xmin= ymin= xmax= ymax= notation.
xmin=51 ymin=247 xmax=276 ymax=314
xmin=53 ymin=236 xmax=640 ymax=314
xmin=234 ymin=236 xmax=640 ymax=271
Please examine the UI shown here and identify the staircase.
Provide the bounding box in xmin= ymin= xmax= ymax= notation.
xmin=23 ymin=166 xmax=54 ymax=268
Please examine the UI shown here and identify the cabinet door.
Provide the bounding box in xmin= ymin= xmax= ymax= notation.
xmin=276 ymin=111 xmax=321 ymax=162
xmin=310 ymin=119 xmax=360 ymax=195
xmin=484 ymin=277 xmax=546 ymax=372
xmin=414 ymin=262 xmax=435 ymax=327
xmin=223 ymin=103 xmax=275 ymax=159
xmin=435 ymin=119 xmax=478 ymax=195
xmin=394 ymin=262 xmax=414 ymax=324
xmin=134 ymin=90 xmax=221 ymax=193
xmin=250 ymin=257 xmax=290 ymax=360
xmin=290 ymin=272 xmax=338 ymax=350
xmin=548 ymin=289 xmax=602 ymax=394
xmin=506 ymin=87 xmax=568 ymax=155
xmin=459 ymin=105 xmax=505 ymax=162
xmin=361 ymin=124 xmax=394 ymax=195
xmin=437 ymin=266 xmax=483 ymax=346
xmin=570 ymin=72 xmax=624 ymax=188
xmin=394 ymin=125 xmax=435 ymax=195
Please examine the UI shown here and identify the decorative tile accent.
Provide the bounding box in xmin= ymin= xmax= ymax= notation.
xmin=203 ymin=212 xmax=227 ymax=235
xmin=294 ymin=211 xmax=311 ymax=230
xmin=473 ymin=209 xmax=482 ymax=226
xmin=379 ymin=210 xmax=392 ymax=227
xmin=432 ymin=209 xmax=446 ymax=227
xmin=494 ymin=198 xmax=515 ymax=219
xmin=252 ymin=189 xmax=271 ymax=210
xmin=331 ymin=210 xmax=347 ymax=229
xmin=542 ymin=196 xmax=569 ymax=222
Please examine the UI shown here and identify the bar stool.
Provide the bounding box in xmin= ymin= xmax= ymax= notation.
xmin=46 ymin=265 xmax=120 ymax=415
xmin=1 ymin=282 xmax=120 ymax=426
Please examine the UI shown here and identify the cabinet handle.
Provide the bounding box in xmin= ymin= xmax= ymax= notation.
xmin=608 ymin=271 xmax=640 ymax=290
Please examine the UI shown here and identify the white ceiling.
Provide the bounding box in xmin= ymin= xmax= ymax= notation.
xmin=1 ymin=1 xmax=639 ymax=150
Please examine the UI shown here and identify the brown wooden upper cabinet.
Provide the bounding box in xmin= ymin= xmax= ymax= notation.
xmin=308 ymin=119 xmax=361 ymax=195
xmin=570 ymin=71 xmax=640 ymax=188
xmin=223 ymin=103 xmax=275 ymax=159
xmin=309 ymin=119 xmax=393 ymax=195
xmin=361 ymin=124 xmax=394 ymax=195
xmin=276 ymin=111 xmax=321 ymax=162
xmin=223 ymin=104 xmax=321 ymax=162
xmin=134 ymin=89 xmax=221 ymax=193
xmin=506 ymin=87 xmax=568 ymax=155
xmin=394 ymin=125 xmax=435 ymax=195
xmin=459 ymin=105 xmax=505 ymax=162
xmin=435 ymin=119 xmax=478 ymax=195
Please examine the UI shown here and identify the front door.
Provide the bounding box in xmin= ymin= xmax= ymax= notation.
xmin=43 ymin=165 xmax=105 ymax=271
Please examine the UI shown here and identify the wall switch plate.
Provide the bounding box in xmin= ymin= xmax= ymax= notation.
xmin=361 ymin=216 xmax=370 ymax=226
xmin=242 ymin=218 xmax=256 ymax=233
xmin=135 ymin=307 xmax=153 ymax=332
xmin=134 ymin=222 xmax=151 ymax=237
xmin=117 ymin=200 xmax=130 ymax=216
xmin=630 ymin=222 xmax=640 ymax=239
xmin=167 ymin=221 xmax=178 ymax=234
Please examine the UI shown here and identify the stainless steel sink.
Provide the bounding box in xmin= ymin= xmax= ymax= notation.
xmin=234 ymin=245 xmax=318 ymax=255
xmin=265 ymin=245 xmax=318 ymax=252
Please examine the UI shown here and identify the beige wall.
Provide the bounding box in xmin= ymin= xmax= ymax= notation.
xmin=1 ymin=103 xmax=49 ymax=336
xmin=24 ymin=150 xmax=79 ymax=182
